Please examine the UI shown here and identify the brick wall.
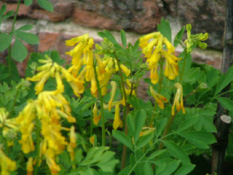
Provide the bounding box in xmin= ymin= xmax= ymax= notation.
xmin=0 ymin=0 xmax=224 ymax=77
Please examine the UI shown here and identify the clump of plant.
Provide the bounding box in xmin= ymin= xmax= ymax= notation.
xmin=1 ymin=1 xmax=233 ymax=175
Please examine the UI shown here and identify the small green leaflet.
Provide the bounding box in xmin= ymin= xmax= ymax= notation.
xmin=12 ymin=39 xmax=28 ymax=62
xmin=174 ymin=26 xmax=185 ymax=47
xmin=0 ymin=33 xmax=12 ymax=52
xmin=157 ymin=18 xmax=172 ymax=42
xmin=217 ymin=97 xmax=233 ymax=111
xmin=37 ymin=0 xmax=54 ymax=12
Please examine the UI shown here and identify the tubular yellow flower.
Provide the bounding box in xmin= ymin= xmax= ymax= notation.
xmin=55 ymin=71 xmax=64 ymax=94
xmin=139 ymin=127 xmax=155 ymax=137
xmin=150 ymin=67 xmax=159 ymax=84
xmin=93 ymin=103 xmax=101 ymax=125
xmin=164 ymin=59 xmax=179 ymax=80
xmin=108 ymin=81 xmax=117 ymax=111
xmin=34 ymin=71 xmax=50 ymax=94
xmin=120 ymin=64 xmax=131 ymax=76
xmin=67 ymin=126 xmax=76 ymax=161
xmin=26 ymin=157 xmax=33 ymax=175
xmin=150 ymin=86 xmax=168 ymax=109
xmin=66 ymin=34 xmax=89 ymax=46
xmin=90 ymin=135 xmax=95 ymax=146
xmin=19 ymin=123 xmax=35 ymax=154
xmin=90 ymin=78 xmax=98 ymax=97
xmin=45 ymin=152 xmax=61 ymax=175
xmin=0 ymin=149 xmax=16 ymax=175
xmin=172 ymin=83 xmax=185 ymax=115
xmin=113 ymin=104 xmax=123 ymax=130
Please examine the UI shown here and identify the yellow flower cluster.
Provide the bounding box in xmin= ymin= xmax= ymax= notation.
xmin=14 ymin=56 xmax=79 ymax=175
xmin=65 ymin=34 xmax=131 ymax=97
xmin=15 ymin=91 xmax=76 ymax=174
xmin=0 ymin=108 xmax=18 ymax=146
xmin=139 ymin=32 xmax=181 ymax=84
xmin=0 ymin=149 xmax=16 ymax=175
xmin=184 ymin=24 xmax=209 ymax=53
xmin=27 ymin=55 xmax=84 ymax=97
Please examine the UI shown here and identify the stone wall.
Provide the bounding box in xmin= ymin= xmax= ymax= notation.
xmin=0 ymin=0 xmax=225 ymax=75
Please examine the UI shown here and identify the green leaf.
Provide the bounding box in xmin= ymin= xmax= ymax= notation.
xmin=12 ymin=38 xmax=28 ymax=62
xmin=120 ymin=30 xmax=127 ymax=47
xmin=127 ymin=113 xmax=135 ymax=136
xmin=0 ymin=4 xmax=6 ymax=17
xmin=174 ymin=164 xmax=195 ymax=175
xmin=143 ymin=162 xmax=153 ymax=175
xmin=148 ymin=150 xmax=166 ymax=160
xmin=176 ymin=116 xmax=198 ymax=132
xmin=155 ymin=118 xmax=167 ymax=138
xmin=80 ymin=147 xmax=108 ymax=166
xmin=3 ymin=11 xmax=14 ymax=19
xmin=50 ymin=50 xmax=66 ymax=65
xmin=174 ymin=26 xmax=185 ymax=47
xmin=215 ymin=66 xmax=233 ymax=95
xmin=112 ymin=130 xmax=133 ymax=150
xmin=178 ymin=131 xmax=216 ymax=149
xmin=217 ymin=97 xmax=233 ymax=111
xmin=24 ymin=0 xmax=33 ymax=6
xmin=16 ymin=31 xmax=39 ymax=44
xmin=163 ymin=140 xmax=191 ymax=164
xmin=37 ymin=0 xmax=54 ymax=12
xmin=17 ymin=24 xmax=34 ymax=31
xmin=134 ymin=109 xmax=147 ymax=142
xmin=98 ymin=30 xmax=118 ymax=45
xmin=157 ymin=18 xmax=172 ymax=42
xmin=0 ymin=33 xmax=12 ymax=52
xmin=136 ymin=132 xmax=154 ymax=149
xmin=155 ymin=158 xmax=180 ymax=175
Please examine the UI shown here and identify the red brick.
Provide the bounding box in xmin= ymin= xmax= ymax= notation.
xmin=0 ymin=2 xmax=32 ymax=17
xmin=30 ymin=2 xmax=73 ymax=22
xmin=72 ymin=8 xmax=121 ymax=30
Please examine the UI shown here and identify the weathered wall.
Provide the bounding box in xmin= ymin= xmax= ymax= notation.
xmin=0 ymin=0 xmax=225 ymax=76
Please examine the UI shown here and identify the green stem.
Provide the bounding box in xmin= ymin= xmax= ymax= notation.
xmin=93 ymin=59 xmax=105 ymax=146
xmin=114 ymin=56 xmax=131 ymax=169
xmin=179 ymin=51 xmax=187 ymax=83
xmin=8 ymin=0 xmax=21 ymax=79
xmin=150 ymin=59 xmax=164 ymax=126
xmin=34 ymin=117 xmax=41 ymax=175
xmin=90 ymin=97 xmax=95 ymax=137
xmin=158 ymin=111 xmax=178 ymax=150
xmin=9 ymin=83 xmax=22 ymax=118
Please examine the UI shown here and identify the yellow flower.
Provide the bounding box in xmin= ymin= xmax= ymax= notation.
xmin=89 ymin=135 xmax=95 ymax=146
xmin=139 ymin=127 xmax=155 ymax=137
xmin=0 ymin=108 xmax=18 ymax=133
xmin=140 ymin=32 xmax=182 ymax=84
xmin=19 ymin=123 xmax=35 ymax=154
xmin=26 ymin=157 xmax=34 ymax=175
xmin=108 ymin=81 xmax=117 ymax=111
xmin=172 ymin=83 xmax=185 ymax=115
xmin=150 ymin=67 xmax=159 ymax=84
xmin=67 ymin=126 xmax=76 ymax=161
xmin=45 ymin=152 xmax=61 ymax=175
xmin=125 ymin=79 xmax=136 ymax=96
xmin=120 ymin=64 xmax=131 ymax=76
xmin=93 ymin=103 xmax=101 ymax=125
xmin=150 ymin=86 xmax=168 ymax=109
xmin=0 ymin=149 xmax=17 ymax=175
xmin=65 ymin=34 xmax=89 ymax=47
xmin=113 ymin=104 xmax=123 ymax=130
